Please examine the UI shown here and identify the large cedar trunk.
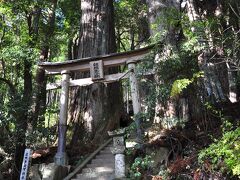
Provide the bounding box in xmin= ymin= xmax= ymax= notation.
xmin=68 ymin=0 xmax=123 ymax=146
xmin=146 ymin=0 xmax=240 ymax=130
xmin=146 ymin=0 xmax=182 ymax=126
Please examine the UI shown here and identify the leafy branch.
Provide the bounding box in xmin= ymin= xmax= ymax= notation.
xmin=0 ymin=77 xmax=16 ymax=97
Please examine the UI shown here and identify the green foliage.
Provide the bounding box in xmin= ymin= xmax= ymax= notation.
xmin=181 ymin=18 xmax=207 ymax=52
xmin=114 ymin=0 xmax=149 ymax=51
xmin=125 ymin=122 xmax=136 ymax=132
xmin=59 ymin=0 xmax=80 ymax=30
xmin=147 ymin=16 xmax=205 ymax=112
xmin=145 ymin=18 xmax=204 ymax=103
xmin=170 ymin=78 xmax=191 ymax=97
xmin=198 ymin=127 xmax=240 ymax=177
xmin=158 ymin=166 xmax=169 ymax=179
xmin=0 ymin=0 xmax=71 ymax=156
xmin=170 ymin=71 xmax=204 ymax=97
xmin=151 ymin=7 xmax=181 ymax=43
xmin=129 ymin=155 xmax=154 ymax=179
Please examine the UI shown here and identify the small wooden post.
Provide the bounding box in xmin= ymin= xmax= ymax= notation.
xmin=54 ymin=70 xmax=70 ymax=166
xmin=127 ymin=61 xmax=143 ymax=143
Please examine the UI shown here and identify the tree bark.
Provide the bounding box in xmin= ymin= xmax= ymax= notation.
xmin=32 ymin=0 xmax=57 ymax=129
xmin=68 ymin=0 xmax=123 ymax=146
xmin=146 ymin=0 xmax=181 ymax=126
xmin=13 ymin=59 xmax=32 ymax=179
xmin=12 ymin=4 xmax=44 ymax=178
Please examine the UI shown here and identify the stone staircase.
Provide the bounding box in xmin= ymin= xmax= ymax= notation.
xmin=71 ymin=144 xmax=115 ymax=180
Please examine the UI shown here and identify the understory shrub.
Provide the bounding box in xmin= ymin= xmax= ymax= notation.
xmin=198 ymin=127 xmax=240 ymax=177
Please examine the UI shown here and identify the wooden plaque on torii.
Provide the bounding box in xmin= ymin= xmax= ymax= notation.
xmin=90 ymin=60 xmax=104 ymax=80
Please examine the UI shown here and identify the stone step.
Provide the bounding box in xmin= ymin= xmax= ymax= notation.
xmin=71 ymin=143 xmax=115 ymax=180
xmin=87 ymin=162 xmax=114 ymax=168
xmin=105 ymin=146 xmax=113 ymax=150
xmin=72 ymin=176 xmax=113 ymax=180
xmin=101 ymin=149 xmax=112 ymax=153
xmin=76 ymin=172 xmax=114 ymax=179
xmin=100 ymin=149 xmax=112 ymax=154
xmin=73 ymin=173 xmax=114 ymax=180
xmin=100 ymin=147 xmax=112 ymax=151
xmin=95 ymin=154 xmax=114 ymax=159
xmin=92 ymin=158 xmax=115 ymax=164
xmin=81 ymin=167 xmax=114 ymax=174
xmin=77 ymin=171 xmax=113 ymax=178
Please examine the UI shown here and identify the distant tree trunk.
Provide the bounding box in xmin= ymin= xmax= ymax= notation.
xmin=12 ymin=2 xmax=57 ymax=177
xmin=187 ymin=0 xmax=240 ymax=103
xmin=137 ymin=0 xmax=150 ymax=46
xmin=68 ymin=0 xmax=123 ymax=146
xmin=13 ymin=60 xmax=32 ymax=179
xmin=32 ymin=0 xmax=57 ymax=129
xmin=12 ymin=6 xmax=40 ymax=178
xmin=184 ymin=0 xmax=240 ymax=131
xmin=67 ymin=37 xmax=74 ymax=60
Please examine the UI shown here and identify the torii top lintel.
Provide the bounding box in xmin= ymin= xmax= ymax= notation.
xmin=38 ymin=45 xmax=154 ymax=74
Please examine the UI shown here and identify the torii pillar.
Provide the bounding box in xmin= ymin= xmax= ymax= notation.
xmin=127 ymin=60 xmax=143 ymax=143
xmin=54 ymin=70 xmax=70 ymax=166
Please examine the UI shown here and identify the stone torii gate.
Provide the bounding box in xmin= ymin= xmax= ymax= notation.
xmin=38 ymin=45 xmax=153 ymax=166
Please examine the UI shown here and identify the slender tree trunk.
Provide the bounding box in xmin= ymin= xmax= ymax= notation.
xmin=32 ymin=0 xmax=57 ymax=129
xmin=138 ymin=0 xmax=150 ymax=44
xmin=68 ymin=0 xmax=123 ymax=146
xmin=12 ymin=4 xmax=45 ymax=178
xmin=67 ymin=37 xmax=73 ymax=60
xmin=13 ymin=59 xmax=32 ymax=179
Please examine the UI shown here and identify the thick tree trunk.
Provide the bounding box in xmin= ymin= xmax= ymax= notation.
xmin=68 ymin=0 xmax=123 ymax=146
xmin=137 ymin=0 xmax=150 ymax=45
xmin=186 ymin=0 xmax=233 ymax=102
xmin=146 ymin=0 xmax=182 ymax=126
xmin=184 ymin=0 xmax=240 ymax=131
